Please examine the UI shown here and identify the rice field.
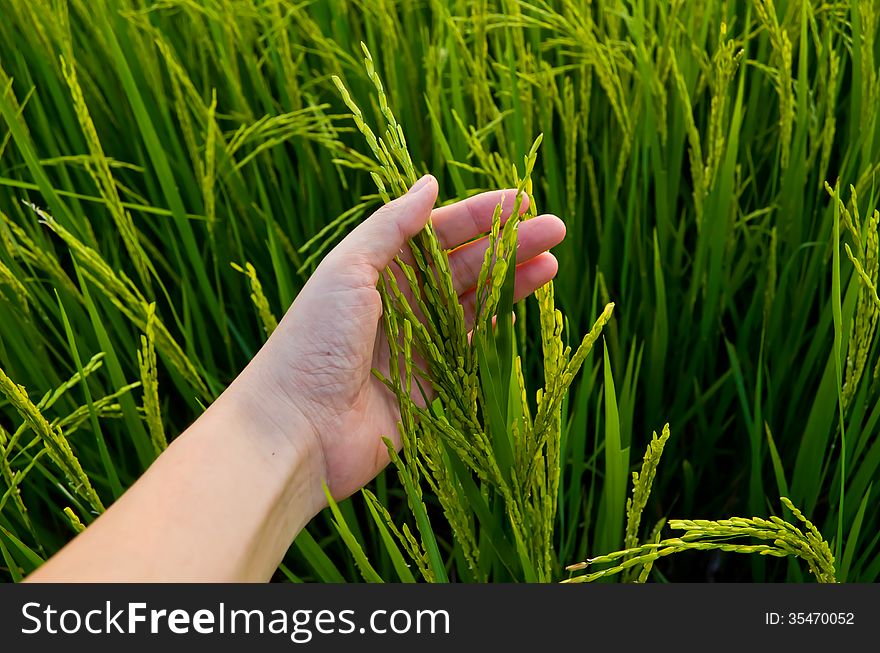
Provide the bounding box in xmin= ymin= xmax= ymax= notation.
xmin=1 ymin=0 xmax=879 ymax=582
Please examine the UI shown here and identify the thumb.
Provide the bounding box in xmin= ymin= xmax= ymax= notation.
xmin=333 ymin=174 xmax=438 ymax=273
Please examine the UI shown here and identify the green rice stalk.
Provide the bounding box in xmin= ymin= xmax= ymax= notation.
xmin=0 ymin=426 xmax=32 ymax=530
xmin=26 ymin=202 xmax=210 ymax=400
xmin=62 ymin=506 xmax=86 ymax=534
xmin=52 ymin=383 xmax=137 ymax=434
xmin=621 ymin=423 xmax=671 ymax=582
xmin=0 ymin=258 xmax=29 ymax=314
xmin=754 ymin=0 xmax=794 ymax=169
xmin=231 ymin=262 xmax=278 ymax=337
xmin=625 ymin=424 xmax=672 ymax=550
xmin=0 ymin=366 xmax=104 ymax=513
xmin=202 ymin=90 xmax=218 ymax=236
xmin=565 ymin=497 xmax=835 ymax=584
xmin=59 ymin=55 xmax=154 ymax=289
xmin=138 ymin=303 xmax=167 ymax=455
xmin=0 ymin=211 xmax=81 ymax=301
xmin=362 ymin=488 xmax=432 ymax=582
xmin=636 ymin=519 xmax=667 ymax=583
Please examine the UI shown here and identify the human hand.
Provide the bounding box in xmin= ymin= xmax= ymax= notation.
xmin=25 ymin=175 xmax=566 ymax=582
xmin=237 ymin=175 xmax=566 ymax=509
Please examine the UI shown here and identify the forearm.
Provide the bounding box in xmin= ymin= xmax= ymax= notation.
xmin=26 ymin=371 xmax=325 ymax=582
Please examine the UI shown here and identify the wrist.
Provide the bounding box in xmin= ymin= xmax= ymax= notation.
xmin=186 ymin=363 xmax=328 ymax=580
xmin=217 ymin=364 xmax=329 ymax=521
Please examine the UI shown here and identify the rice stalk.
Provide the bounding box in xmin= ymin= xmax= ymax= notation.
xmin=0 ymin=366 xmax=104 ymax=513
xmin=59 ymin=55 xmax=154 ymax=289
xmin=231 ymin=262 xmax=278 ymax=338
xmin=0 ymin=258 xmax=29 ymax=314
xmin=24 ymin=202 xmax=210 ymax=400
xmin=565 ymin=497 xmax=836 ymax=584
xmin=63 ymin=506 xmax=86 ymax=534
xmin=138 ymin=303 xmax=167 ymax=455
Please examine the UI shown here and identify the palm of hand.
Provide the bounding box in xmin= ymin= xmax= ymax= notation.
xmin=258 ymin=178 xmax=565 ymax=501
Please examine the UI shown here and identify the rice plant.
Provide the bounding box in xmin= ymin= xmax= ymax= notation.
xmin=1 ymin=0 xmax=879 ymax=582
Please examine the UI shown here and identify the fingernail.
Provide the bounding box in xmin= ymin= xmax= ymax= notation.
xmin=409 ymin=174 xmax=434 ymax=193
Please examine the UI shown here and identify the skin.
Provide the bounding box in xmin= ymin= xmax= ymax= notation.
xmin=26 ymin=175 xmax=565 ymax=582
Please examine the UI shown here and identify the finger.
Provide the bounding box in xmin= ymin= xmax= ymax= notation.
xmin=459 ymin=252 xmax=559 ymax=328
xmin=447 ymin=214 xmax=566 ymax=295
xmin=432 ymin=189 xmax=530 ymax=249
xmin=327 ymin=175 xmax=438 ymax=278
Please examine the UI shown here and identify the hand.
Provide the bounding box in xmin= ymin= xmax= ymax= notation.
xmin=26 ymin=174 xmax=566 ymax=581
xmin=243 ymin=174 xmax=566 ymax=506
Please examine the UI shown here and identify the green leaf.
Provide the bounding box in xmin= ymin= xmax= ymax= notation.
xmin=322 ymin=484 xmax=384 ymax=583
xmin=362 ymin=489 xmax=417 ymax=583
xmin=291 ymin=528 xmax=346 ymax=583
